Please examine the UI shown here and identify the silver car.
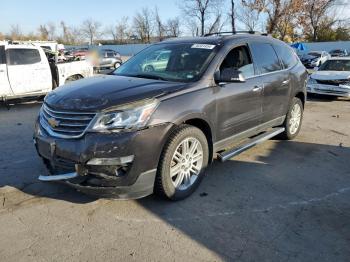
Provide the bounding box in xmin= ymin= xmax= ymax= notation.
xmin=95 ymin=49 xmax=122 ymax=70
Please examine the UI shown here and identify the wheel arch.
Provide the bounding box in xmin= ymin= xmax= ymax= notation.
xmin=182 ymin=117 xmax=214 ymax=163
xmin=295 ymin=91 xmax=306 ymax=108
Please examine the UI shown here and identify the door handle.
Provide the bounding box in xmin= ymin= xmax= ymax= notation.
xmin=282 ymin=79 xmax=290 ymax=85
xmin=252 ymin=85 xmax=263 ymax=92
xmin=0 ymin=69 xmax=4 ymax=73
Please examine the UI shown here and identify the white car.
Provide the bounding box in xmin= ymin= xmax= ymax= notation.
xmin=0 ymin=42 xmax=93 ymax=102
xmin=301 ymin=51 xmax=330 ymax=68
xmin=307 ymin=57 xmax=350 ymax=97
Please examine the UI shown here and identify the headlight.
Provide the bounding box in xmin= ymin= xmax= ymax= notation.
xmin=91 ymin=99 xmax=159 ymax=131
xmin=308 ymin=78 xmax=317 ymax=84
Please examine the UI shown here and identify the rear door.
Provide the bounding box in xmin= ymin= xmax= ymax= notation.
xmin=0 ymin=45 xmax=12 ymax=96
xmin=6 ymin=47 xmax=52 ymax=95
xmin=250 ymin=42 xmax=290 ymax=123
xmin=215 ymin=44 xmax=263 ymax=141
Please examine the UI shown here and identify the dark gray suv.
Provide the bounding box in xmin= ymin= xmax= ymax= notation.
xmin=34 ymin=33 xmax=307 ymax=200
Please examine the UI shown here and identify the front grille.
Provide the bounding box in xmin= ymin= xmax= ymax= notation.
xmin=314 ymin=88 xmax=349 ymax=94
xmin=40 ymin=104 xmax=96 ymax=138
xmin=316 ymin=79 xmax=350 ymax=86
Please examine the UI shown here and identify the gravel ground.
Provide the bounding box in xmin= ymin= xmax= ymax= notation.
xmin=0 ymin=96 xmax=349 ymax=262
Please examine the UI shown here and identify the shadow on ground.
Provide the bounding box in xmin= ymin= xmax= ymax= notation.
xmin=1 ymin=103 xmax=350 ymax=260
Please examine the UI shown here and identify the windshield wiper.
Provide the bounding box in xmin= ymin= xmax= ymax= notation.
xmin=131 ymin=74 xmax=168 ymax=81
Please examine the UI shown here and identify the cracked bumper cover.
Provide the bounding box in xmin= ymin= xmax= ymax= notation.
xmin=34 ymin=120 xmax=174 ymax=199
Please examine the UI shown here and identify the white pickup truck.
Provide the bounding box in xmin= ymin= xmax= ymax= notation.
xmin=0 ymin=42 xmax=93 ymax=102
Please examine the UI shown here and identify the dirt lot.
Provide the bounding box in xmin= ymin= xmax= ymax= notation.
xmin=0 ymin=96 xmax=349 ymax=262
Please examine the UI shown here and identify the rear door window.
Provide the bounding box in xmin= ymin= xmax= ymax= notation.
xmin=250 ymin=42 xmax=282 ymax=74
xmin=7 ymin=48 xmax=41 ymax=65
xmin=273 ymin=43 xmax=298 ymax=69
xmin=106 ymin=52 xmax=115 ymax=58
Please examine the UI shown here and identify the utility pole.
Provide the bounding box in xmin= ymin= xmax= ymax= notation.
xmin=231 ymin=0 xmax=236 ymax=32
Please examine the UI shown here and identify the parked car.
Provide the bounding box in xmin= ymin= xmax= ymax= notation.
xmin=0 ymin=42 xmax=94 ymax=102
xmin=301 ymin=51 xmax=330 ymax=68
xmin=93 ymin=49 xmax=122 ymax=70
xmin=329 ymin=49 xmax=348 ymax=57
xmin=307 ymin=57 xmax=350 ymax=97
xmin=72 ymin=47 xmax=89 ymax=60
xmin=34 ymin=33 xmax=307 ymax=200
xmin=141 ymin=50 xmax=171 ymax=72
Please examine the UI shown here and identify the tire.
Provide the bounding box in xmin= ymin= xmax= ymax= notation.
xmin=52 ymin=79 xmax=57 ymax=90
xmin=144 ymin=65 xmax=154 ymax=72
xmin=279 ymin=97 xmax=303 ymax=140
xmin=155 ymin=125 xmax=209 ymax=201
xmin=66 ymin=75 xmax=83 ymax=83
xmin=113 ymin=62 xmax=121 ymax=69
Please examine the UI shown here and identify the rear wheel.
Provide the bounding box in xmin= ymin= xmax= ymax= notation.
xmin=65 ymin=75 xmax=83 ymax=83
xmin=155 ymin=125 xmax=209 ymax=200
xmin=144 ymin=65 xmax=154 ymax=72
xmin=279 ymin=97 xmax=303 ymax=140
xmin=113 ymin=62 xmax=121 ymax=69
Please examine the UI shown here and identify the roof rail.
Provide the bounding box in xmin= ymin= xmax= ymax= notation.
xmin=204 ymin=31 xmax=268 ymax=37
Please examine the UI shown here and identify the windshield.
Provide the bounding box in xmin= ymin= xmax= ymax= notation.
xmin=319 ymin=60 xmax=350 ymax=71
xmin=330 ymin=49 xmax=344 ymax=54
xmin=308 ymin=52 xmax=321 ymax=58
xmin=114 ymin=43 xmax=218 ymax=82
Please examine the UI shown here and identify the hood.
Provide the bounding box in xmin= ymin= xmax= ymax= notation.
xmin=301 ymin=55 xmax=319 ymax=61
xmin=311 ymin=71 xmax=350 ymax=81
xmin=45 ymin=75 xmax=187 ymax=111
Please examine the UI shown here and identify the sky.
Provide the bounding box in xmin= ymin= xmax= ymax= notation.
xmin=0 ymin=0 xmax=181 ymax=34
xmin=1 ymin=0 xmax=350 ymax=35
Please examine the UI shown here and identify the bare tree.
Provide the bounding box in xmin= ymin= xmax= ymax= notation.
xmin=81 ymin=18 xmax=102 ymax=45
xmin=154 ymin=7 xmax=166 ymax=41
xmin=207 ymin=11 xmax=226 ymax=34
xmin=237 ymin=2 xmax=261 ymax=31
xmin=180 ymin=0 xmax=224 ymax=36
xmin=166 ymin=17 xmax=181 ymax=37
xmin=301 ymin=0 xmax=341 ymax=41
xmin=106 ymin=25 xmax=118 ymax=42
xmin=9 ymin=24 xmax=22 ymax=40
xmin=133 ymin=8 xmax=153 ymax=43
xmin=116 ymin=17 xmax=130 ymax=43
xmin=38 ymin=25 xmax=49 ymax=40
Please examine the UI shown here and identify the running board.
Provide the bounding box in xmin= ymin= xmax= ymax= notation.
xmin=38 ymin=172 xmax=78 ymax=182
xmin=217 ymin=127 xmax=285 ymax=162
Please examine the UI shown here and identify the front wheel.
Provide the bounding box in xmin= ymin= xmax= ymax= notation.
xmin=279 ymin=97 xmax=303 ymax=140
xmin=155 ymin=125 xmax=209 ymax=200
xmin=113 ymin=62 xmax=121 ymax=69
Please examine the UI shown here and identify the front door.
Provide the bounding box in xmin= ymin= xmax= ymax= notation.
xmin=6 ymin=47 xmax=51 ymax=95
xmin=215 ymin=45 xmax=263 ymax=141
xmin=0 ymin=46 xmax=12 ymax=96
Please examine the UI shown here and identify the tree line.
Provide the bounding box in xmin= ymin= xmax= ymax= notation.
xmin=0 ymin=0 xmax=349 ymax=45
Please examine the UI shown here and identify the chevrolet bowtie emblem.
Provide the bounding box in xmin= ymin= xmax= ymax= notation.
xmin=48 ymin=118 xmax=60 ymax=128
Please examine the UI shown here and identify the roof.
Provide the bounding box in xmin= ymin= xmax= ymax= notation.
xmin=160 ymin=34 xmax=273 ymax=45
xmin=328 ymin=57 xmax=350 ymax=60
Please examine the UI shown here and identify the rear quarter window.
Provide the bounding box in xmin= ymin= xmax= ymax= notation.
xmin=7 ymin=48 xmax=41 ymax=65
xmin=0 ymin=46 xmax=5 ymax=64
xmin=273 ymin=44 xmax=299 ymax=69
xmin=250 ymin=42 xmax=282 ymax=74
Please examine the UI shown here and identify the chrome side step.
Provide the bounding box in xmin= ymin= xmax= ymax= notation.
xmin=217 ymin=127 xmax=285 ymax=162
xmin=39 ymin=172 xmax=78 ymax=182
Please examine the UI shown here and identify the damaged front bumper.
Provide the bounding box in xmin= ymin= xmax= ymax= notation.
xmin=307 ymin=84 xmax=350 ymax=97
xmin=34 ymin=120 xmax=174 ymax=199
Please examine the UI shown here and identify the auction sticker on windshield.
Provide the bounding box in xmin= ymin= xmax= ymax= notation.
xmin=191 ymin=44 xmax=216 ymax=49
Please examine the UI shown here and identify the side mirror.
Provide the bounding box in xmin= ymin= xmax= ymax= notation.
xmin=214 ymin=69 xmax=246 ymax=84
xmin=313 ymin=67 xmax=319 ymax=71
